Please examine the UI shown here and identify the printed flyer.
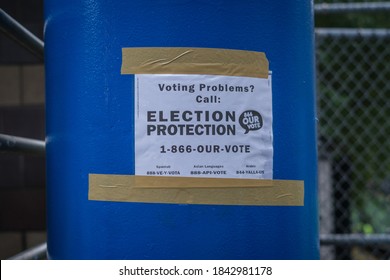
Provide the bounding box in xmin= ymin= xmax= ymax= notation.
xmin=134 ymin=73 xmax=273 ymax=179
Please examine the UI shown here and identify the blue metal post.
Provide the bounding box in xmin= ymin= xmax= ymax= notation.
xmin=45 ymin=0 xmax=319 ymax=259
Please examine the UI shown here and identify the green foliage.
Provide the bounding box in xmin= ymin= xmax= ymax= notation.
xmin=316 ymin=12 xmax=390 ymax=28
xmin=315 ymin=0 xmax=390 ymax=28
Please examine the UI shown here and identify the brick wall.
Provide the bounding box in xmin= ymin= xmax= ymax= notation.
xmin=0 ymin=0 xmax=46 ymax=259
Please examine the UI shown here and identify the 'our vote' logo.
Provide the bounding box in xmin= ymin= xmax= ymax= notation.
xmin=239 ymin=110 xmax=263 ymax=134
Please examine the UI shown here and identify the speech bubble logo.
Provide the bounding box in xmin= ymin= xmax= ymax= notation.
xmin=239 ymin=110 xmax=263 ymax=134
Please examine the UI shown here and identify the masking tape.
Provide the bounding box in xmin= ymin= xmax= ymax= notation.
xmin=121 ymin=47 xmax=268 ymax=78
xmin=88 ymin=174 xmax=304 ymax=206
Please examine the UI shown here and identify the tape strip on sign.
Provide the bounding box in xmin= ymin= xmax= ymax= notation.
xmin=121 ymin=47 xmax=268 ymax=78
xmin=88 ymin=174 xmax=304 ymax=206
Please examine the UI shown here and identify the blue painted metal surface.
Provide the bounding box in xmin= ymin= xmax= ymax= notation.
xmin=45 ymin=0 xmax=319 ymax=259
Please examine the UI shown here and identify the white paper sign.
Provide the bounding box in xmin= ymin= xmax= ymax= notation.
xmin=134 ymin=74 xmax=273 ymax=179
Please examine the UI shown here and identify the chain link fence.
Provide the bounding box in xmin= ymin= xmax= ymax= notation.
xmin=316 ymin=23 xmax=390 ymax=259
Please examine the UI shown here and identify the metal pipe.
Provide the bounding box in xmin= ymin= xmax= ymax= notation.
xmin=8 ymin=242 xmax=47 ymax=260
xmin=0 ymin=9 xmax=44 ymax=60
xmin=315 ymin=2 xmax=390 ymax=14
xmin=315 ymin=28 xmax=390 ymax=38
xmin=320 ymin=234 xmax=390 ymax=246
xmin=0 ymin=133 xmax=45 ymax=155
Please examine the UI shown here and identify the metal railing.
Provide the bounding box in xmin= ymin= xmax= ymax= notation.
xmin=8 ymin=243 xmax=47 ymax=260
xmin=0 ymin=9 xmax=44 ymax=60
xmin=315 ymin=2 xmax=390 ymax=14
xmin=1 ymin=9 xmax=46 ymax=260
xmin=0 ymin=10 xmax=45 ymax=157
xmin=0 ymin=133 xmax=45 ymax=155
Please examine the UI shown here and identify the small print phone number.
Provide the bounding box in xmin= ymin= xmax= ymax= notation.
xmin=160 ymin=144 xmax=250 ymax=154
xmin=210 ymin=266 xmax=272 ymax=276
